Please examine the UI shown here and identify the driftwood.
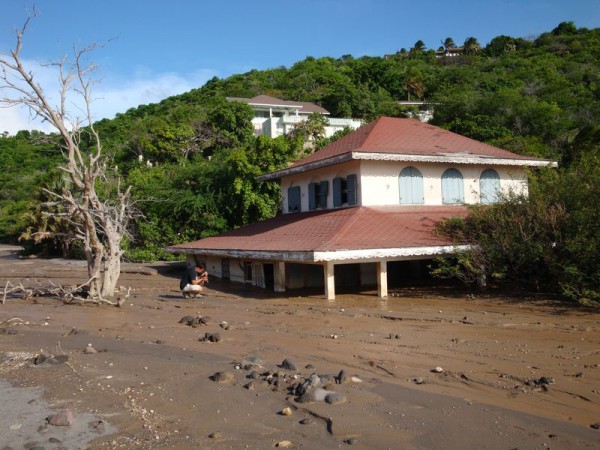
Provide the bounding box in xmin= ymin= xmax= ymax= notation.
xmin=2 ymin=279 xmax=129 ymax=306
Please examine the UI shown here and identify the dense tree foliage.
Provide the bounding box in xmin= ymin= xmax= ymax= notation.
xmin=1 ymin=22 xmax=598 ymax=301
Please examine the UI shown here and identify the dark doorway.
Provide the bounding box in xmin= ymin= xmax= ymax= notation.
xmin=334 ymin=264 xmax=361 ymax=291
xmin=263 ymin=263 xmax=274 ymax=289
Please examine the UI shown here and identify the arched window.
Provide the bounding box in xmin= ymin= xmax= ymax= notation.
xmin=479 ymin=169 xmax=501 ymax=203
xmin=441 ymin=168 xmax=464 ymax=204
xmin=398 ymin=166 xmax=424 ymax=204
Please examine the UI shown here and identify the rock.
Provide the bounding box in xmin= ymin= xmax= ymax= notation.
xmin=350 ymin=376 xmax=363 ymax=383
xmin=275 ymin=440 xmax=293 ymax=448
xmin=313 ymin=388 xmax=335 ymax=401
xmin=299 ymin=418 xmax=313 ymax=425
xmin=534 ymin=376 xmax=555 ymax=386
xmin=178 ymin=315 xmax=197 ymax=326
xmin=219 ymin=321 xmax=230 ymax=330
xmin=248 ymin=371 xmax=261 ymax=380
xmin=243 ymin=382 xmax=255 ymax=390
xmin=412 ymin=377 xmax=427 ymax=385
xmin=590 ymin=423 xmax=600 ymax=430
xmin=297 ymin=391 xmax=317 ymax=404
xmin=280 ymin=359 xmax=297 ymax=371
xmin=431 ymin=366 xmax=444 ymax=373
xmin=305 ymin=364 xmax=315 ymax=370
xmin=47 ymin=409 xmax=74 ymax=427
xmin=83 ymin=344 xmax=97 ymax=354
xmin=209 ymin=431 xmax=222 ymax=439
xmin=210 ymin=371 xmax=234 ymax=384
xmin=344 ymin=438 xmax=358 ymax=445
xmin=325 ymin=392 xmax=347 ymax=405
xmin=48 ymin=437 xmax=62 ymax=443
xmin=280 ymin=407 xmax=293 ymax=416
xmin=199 ymin=333 xmax=221 ymax=343
xmin=241 ymin=356 xmax=263 ymax=370
xmin=336 ymin=370 xmax=347 ymax=384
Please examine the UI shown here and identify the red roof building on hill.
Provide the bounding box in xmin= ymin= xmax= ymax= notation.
xmin=169 ymin=117 xmax=556 ymax=300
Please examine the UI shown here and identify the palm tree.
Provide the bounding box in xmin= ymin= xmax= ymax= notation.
xmin=463 ymin=37 xmax=481 ymax=55
xmin=411 ymin=40 xmax=426 ymax=52
xmin=443 ymin=37 xmax=456 ymax=50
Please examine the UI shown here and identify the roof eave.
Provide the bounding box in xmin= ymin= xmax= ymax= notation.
xmin=165 ymin=244 xmax=472 ymax=263
xmin=257 ymin=151 xmax=557 ymax=181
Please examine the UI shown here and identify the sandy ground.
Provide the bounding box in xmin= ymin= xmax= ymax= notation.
xmin=0 ymin=245 xmax=599 ymax=449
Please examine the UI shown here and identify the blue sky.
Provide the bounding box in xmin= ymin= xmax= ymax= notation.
xmin=1 ymin=0 xmax=599 ymax=133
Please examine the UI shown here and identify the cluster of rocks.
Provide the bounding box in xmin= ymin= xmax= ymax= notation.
xmin=211 ymin=357 xmax=360 ymax=407
xmin=178 ymin=315 xmax=210 ymax=327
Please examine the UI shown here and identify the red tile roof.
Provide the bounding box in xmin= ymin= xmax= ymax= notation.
xmin=290 ymin=117 xmax=542 ymax=168
xmin=169 ymin=205 xmax=468 ymax=259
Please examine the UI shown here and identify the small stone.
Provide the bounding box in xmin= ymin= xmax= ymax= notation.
xmin=47 ymin=409 xmax=74 ymax=427
xmin=275 ymin=440 xmax=293 ymax=448
xmin=431 ymin=366 xmax=444 ymax=373
xmin=219 ymin=321 xmax=230 ymax=330
xmin=299 ymin=418 xmax=313 ymax=425
xmin=281 ymin=359 xmax=297 ymax=371
xmin=48 ymin=437 xmax=62 ymax=443
xmin=413 ymin=377 xmax=427 ymax=385
xmin=344 ymin=438 xmax=358 ymax=445
xmin=336 ymin=370 xmax=347 ymax=384
xmin=210 ymin=371 xmax=234 ymax=384
xmin=209 ymin=431 xmax=222 ymax=439
xmin=84 ymin=344 xmax=97 ymax=354
xmin=243 ymin=382 xmax=255 ymax=390
xmin=280 ymin=407 xmax=293 ymax=416
xmin=590 ymin=423 xmax=600 ymax=430
xmin=325 ymin=393 xmax=347 ymax=405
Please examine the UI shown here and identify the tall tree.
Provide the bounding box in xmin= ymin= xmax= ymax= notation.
xmin=0 ymin=15 xmax=134 ymax=302
xmin=463 ymin=36 xmax=482 ymax=55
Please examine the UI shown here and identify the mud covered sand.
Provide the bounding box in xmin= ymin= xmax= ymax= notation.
xmin=0 ymin=245 xmax=599 ymax=449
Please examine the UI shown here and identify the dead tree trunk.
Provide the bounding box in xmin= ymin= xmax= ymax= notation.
xmin=0 ymin=14 xmax=134 ymax=300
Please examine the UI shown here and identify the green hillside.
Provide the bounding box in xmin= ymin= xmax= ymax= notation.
xmin=1 ymin=22 xmax=599 ymax=302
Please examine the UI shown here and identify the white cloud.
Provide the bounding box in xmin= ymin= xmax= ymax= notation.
xmin=0 ymin=58 xmax=216 ymax=135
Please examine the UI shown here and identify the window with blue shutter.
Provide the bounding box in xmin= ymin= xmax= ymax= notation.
xmin=319 ymin=180 xmax=328 ymax=208
xmin=347 ymin=174 xmax=357 ymax=205
xmin=333 ymin=177 xmax=342 ymax=207
xmin=287 ymin=186 xmax=301 ymax=212
xmin=308 ymin=183 xmax=317 ymax=210
xmin=479 ymin=169 xmax=500 ymax=203
xmin=332 ymin=175 xmax=357 ymax=208
xmin=398 ymin=166 xmax=424 ymax=204
xmin=442 ymin=168 xmax=464 ymax=204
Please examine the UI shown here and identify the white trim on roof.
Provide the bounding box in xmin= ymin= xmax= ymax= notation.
xmin=258 ymin=151 xmax=556 ymax=181
xmin=166 ymin=245 xmax=471 ymax=263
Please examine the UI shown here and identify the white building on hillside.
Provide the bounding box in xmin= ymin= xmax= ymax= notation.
xmin=226 ymin=95 xmax=363 ymax=139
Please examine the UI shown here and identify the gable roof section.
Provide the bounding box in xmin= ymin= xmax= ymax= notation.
xmin=226 ymin=95 xmax=329 ymax=115
xmin=167 ymin=205 xmax=469 ymax=262
xmin=258 ymin=117 xmax=556 ymax=181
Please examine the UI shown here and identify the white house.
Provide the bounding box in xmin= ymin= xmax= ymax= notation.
xmin=168 ymin=117 xmax=556 ymax=300
xmin=226 ymin=94 xmax=363 ymax=138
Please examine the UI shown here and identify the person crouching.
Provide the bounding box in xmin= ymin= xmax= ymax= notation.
xmin=180 ymin=264 xmax=208 ymax=298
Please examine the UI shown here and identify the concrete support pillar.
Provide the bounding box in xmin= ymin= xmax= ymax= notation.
xmin=377 ymin=261 xmax=388 ymax=299
xmin=324 ymin=261 xmax=335 ymax=301
xmin=274 ymin=261 xmax=286 ymax=293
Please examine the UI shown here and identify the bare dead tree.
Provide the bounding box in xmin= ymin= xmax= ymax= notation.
xmin=0 ymin=14 xmax=134 ymax=301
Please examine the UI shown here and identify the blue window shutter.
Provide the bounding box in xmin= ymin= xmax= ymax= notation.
xmin=333 ymin=178 xmax=342 ymax=207
xmin=308 ymin=183 xmax=316 ymax=210
xmin=399 ymin=166 xmax=424 ymax=204
xmin=319 ymin=180 xmax=328 ymax=208
xmin=288 ymin=186 xmax=301 ymax=212
xmin=442 ymin=168 xmax=464 ymax=204
xmin=480 ymin=169 xmax=500 ymax=203
xmin=347 ymin=174 xmax=357 ymax=205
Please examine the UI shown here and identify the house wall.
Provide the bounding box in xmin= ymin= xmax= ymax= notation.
xmin=281 ymin=160 xmax=361 ymax=213
xmin=281 ymin=160 xmax=528 ymax=211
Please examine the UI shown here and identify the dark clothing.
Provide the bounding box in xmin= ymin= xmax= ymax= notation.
xmin=180 ymin=266 xmax=199 ymax=290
